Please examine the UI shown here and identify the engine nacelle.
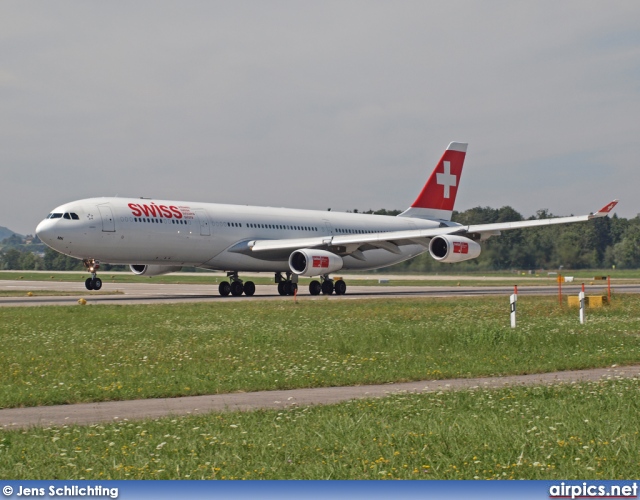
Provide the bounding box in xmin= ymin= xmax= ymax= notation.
xmin=289 ymin=249 xmax=343 ymax=277
xmin=429 ymin=235 xmax=481 ymax=263
xmin=129 ymin=264 xmax=183 ymax=276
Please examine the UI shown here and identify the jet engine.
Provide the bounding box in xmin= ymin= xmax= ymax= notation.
xmin=429 ymin=235 xmax=481 ymax=263
xmin=129 ymin=264 xmax=183 ymax=276
xmin=289 ymin=249 xmax=343 ymax=276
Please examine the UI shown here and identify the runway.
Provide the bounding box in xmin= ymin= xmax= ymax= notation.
xmin=0 ymin=279 xmax=637 ymax=307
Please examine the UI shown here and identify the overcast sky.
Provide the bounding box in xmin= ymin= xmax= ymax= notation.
xmin=1 ymin=1 xmax=639 ymax=235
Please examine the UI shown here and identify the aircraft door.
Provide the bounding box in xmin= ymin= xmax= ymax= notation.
xmin=98 ymin=205 xmax=115 ymax=232
xmin=323 ymin=220 xmax=334 ymax=235
xmin=194 ymin=209 xmax=211 ymax=236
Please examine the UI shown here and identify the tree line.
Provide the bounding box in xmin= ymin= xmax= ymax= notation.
xmin=0 ymin=235 xmax=123 ymax=271
xmin=1 ymin=206 xmax=639 ymax=271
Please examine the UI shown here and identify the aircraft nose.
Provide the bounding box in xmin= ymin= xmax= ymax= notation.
xmin=36 ymin=219 xmax=55 ymax=245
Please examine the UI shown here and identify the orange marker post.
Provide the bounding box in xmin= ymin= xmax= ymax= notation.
xmin=557 ymin=274 xmax=563 ymax=306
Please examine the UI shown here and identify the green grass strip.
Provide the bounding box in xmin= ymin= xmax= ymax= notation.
xmin=1 ymin=296 xmax=640 ymax=408
xmin=1 ymin=378 xmax=638 ymax=479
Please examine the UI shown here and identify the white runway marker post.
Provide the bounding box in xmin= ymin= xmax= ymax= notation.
xmin=579 ymin=283 xmax=585 ymax=324
xmin=510 ymin=285 xmax=518 ymax=328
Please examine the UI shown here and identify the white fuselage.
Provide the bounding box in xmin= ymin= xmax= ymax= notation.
xmin=36 ymin=197 xmax=443 ymax=274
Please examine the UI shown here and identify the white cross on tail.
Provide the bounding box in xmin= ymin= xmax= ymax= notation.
xmin=436 ymin=161 xmax=457 ymax=199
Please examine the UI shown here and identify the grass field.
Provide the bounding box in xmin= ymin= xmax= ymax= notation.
xmin=1 ymin=295 xmax=640 ymax=408
xmin=1 ymin=378 xmax=637 ymax=479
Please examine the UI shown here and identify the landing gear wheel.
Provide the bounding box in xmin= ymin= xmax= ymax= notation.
xmin=334 ymin=279 xmax=346 ymax=295
xmin=321 ymin=280 xmax=334 ymax=295
xmin=230 ymin=281 xmax=244 ymax=296
xmin=277 ymin=282 xmax=287 ymax=296
xmin=219 ymin=281 xmax=231 ymax=296
xmin=85 ymin=278 xmax=94 ymax=291
xmin=243 ymin=281 xmax=256 ymax=296
xmin=309 ymin=280 xmax=321 ymax=296
xmin=92 ymin=278 xmax=102 ymax=291
xmin=286 ymin=282 xmax=297 ymax=296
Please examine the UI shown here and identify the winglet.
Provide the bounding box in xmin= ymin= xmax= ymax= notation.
xmin=590 ymin=200 xmax=618 ymax=218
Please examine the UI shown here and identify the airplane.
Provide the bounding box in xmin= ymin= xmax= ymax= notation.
xmin=35 ymin=142 xmax=618 ymax=297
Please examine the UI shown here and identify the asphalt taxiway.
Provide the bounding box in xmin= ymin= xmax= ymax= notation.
xmin=1 ymin=279 xmax=638 ymax=307
xmin=1 ymin=364 xmax=638 ymax=429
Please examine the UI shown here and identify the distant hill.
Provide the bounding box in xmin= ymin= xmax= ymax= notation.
xmin=0 ymin=226 xmax=23 ymax=242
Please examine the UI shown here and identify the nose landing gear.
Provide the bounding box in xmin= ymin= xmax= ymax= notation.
xmin=83 ymin=259 xmax=102 ymax=290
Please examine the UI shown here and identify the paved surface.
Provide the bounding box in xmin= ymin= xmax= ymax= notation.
xmin=0 ymin=279 xmax=634 ymax=307
xmin=1 ymin=365 xmax=638 ymax=429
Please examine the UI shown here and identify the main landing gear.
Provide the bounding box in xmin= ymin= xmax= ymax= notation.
xmin=215 ymin=271 xmax=348 ymax=297
xmin=218 ymin=272 xmax=255 ymax=297
xmin=83 ymin=259 xmax=102 ymax=291
xmin=276 ymin=272 xmax=298 ymax=296
xmin=308 ymin=275 xmax=347 ymax=296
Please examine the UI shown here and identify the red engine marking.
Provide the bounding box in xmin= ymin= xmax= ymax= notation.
xmin=453 ymin=242 xmax=469 ymax=254
xmin=312 ymin=256 xmax=330 ymax=268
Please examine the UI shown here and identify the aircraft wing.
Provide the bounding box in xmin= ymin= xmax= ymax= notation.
xmin=465 ymin=199 xmax=618 ymax=235
xmin=234 ymin=200 xmax=617 ymax=260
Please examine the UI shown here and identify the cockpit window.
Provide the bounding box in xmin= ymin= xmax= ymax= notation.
xmin=49 ymin=212 xmax=79 ymax=220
